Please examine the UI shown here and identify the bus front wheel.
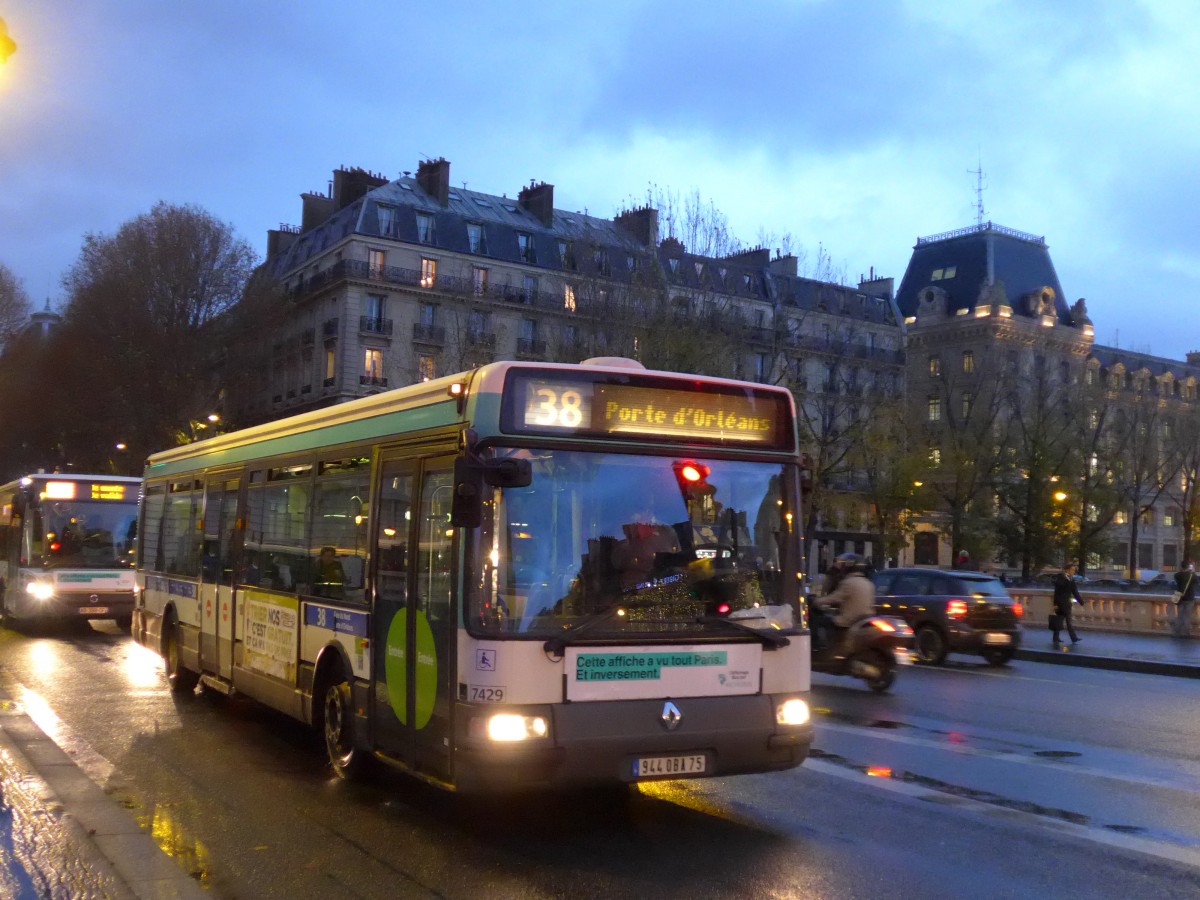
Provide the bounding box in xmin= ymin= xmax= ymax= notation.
xmin=163 ymin=622 xmax=199 ymax=694
xmin=323 ymin=679 xmax=365 ymax=780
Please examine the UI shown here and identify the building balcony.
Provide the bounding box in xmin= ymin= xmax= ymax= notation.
xmin=516 ymin=338 xmax=547 ymax=357
xmin=413 ymin=323 xmax=446 ymax=344
xmin=359 ymin=375 xmax=389 ymax=388
xmin=322 ymin=318 xmax=339 ymax=337
xmin=360 ymin=316 xmax=394 ymax=336
xmin=466 ymin=330 xmax=495 ymax=348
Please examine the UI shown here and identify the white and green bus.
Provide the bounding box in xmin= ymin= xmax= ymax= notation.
xmin=134 ymin=359 xmax=812 ymax=791
xmin=0 ymin=473 xmax=141 ymax=629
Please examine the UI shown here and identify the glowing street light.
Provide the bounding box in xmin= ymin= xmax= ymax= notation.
xmin=0 ymin=18 xmax=17 ymax=64
xmin=1053 ymin=491 xmax=1068 ymax=502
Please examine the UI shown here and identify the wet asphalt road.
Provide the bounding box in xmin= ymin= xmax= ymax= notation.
xmin=0 ymin=622 xmax=1199 ymax=898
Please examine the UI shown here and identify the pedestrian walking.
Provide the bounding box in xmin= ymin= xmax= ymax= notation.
xmin=1173 ymin=560 xmax=1196 ymax=638
xmin=955 ymin=550 xmax=972 ymax=570
xmin=1050 ymin=561 xmax=1083 ymax=647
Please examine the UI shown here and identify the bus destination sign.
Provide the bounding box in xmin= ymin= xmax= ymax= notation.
xmin=510 ymin=375 xmax=791 ymax=449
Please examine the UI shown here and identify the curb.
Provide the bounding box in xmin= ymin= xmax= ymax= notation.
xmin=0 ymin=686 xmax=207 ymax=899
xmin=1015 ymin=648 xmax=1200 ymax=679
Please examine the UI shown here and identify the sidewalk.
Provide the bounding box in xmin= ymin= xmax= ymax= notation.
xmin=0 ymin=683 xmax=206 ymax=899
xmin=1016 ymin=628 xmax=1200 ymax=678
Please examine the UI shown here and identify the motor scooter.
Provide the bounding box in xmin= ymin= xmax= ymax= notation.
xmin=811 ymin=611 xmax=914 ymax=693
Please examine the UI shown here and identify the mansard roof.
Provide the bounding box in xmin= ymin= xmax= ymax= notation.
xmin=269 ymin=163 xmax=899 ymax=330
xmin=1089 ymin=345 xmax=1200 ymax=381
xmin=895 ymin=222 xmax=1070 ymax=322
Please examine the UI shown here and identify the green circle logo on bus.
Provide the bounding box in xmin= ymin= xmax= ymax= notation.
xmin=384 ymin=609 xmax=437 ymax=728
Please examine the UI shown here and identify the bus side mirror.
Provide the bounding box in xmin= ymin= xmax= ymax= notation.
xmin=483 ymin=458 xmax=532 ymax=488
xmin=451 ymin=456 xmax=484 ymax=528
xmin=450 ymin=456 xmax=534 ymax=528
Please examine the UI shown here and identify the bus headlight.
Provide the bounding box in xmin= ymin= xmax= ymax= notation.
xmin=26 ymin=581 xmax=54 ymax=601
xmin=485 ymin=713 xmax=549 ymax=742
xmin=776 ymin=698 xmax=810 ymax=726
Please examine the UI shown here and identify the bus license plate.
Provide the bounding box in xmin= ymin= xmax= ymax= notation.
xmin=79 ymin=607 xmax=109 ymax=614
xmin=633 ymin=754 xmax=706 ymax=778
xmin=983 ymin=633 xmax=1011 ymax=645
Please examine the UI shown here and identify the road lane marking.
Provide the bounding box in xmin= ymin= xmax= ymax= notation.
xmin=816 ymin=719 xmax=1200 ymax=794
xmin=805 ymin=757 xmax=1200 ymax=870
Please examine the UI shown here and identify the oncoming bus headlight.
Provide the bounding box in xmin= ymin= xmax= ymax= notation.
xmin=485 ymin=713 xmax=549 ymax=742
xmin=26 ymin=581 xmax=54 ymax=601
xmin=776 ymin=698 xmax=810 ymax=727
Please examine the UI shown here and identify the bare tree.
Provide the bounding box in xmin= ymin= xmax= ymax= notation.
xmin=993 ymin=358 xmax=1077 ymax=577
xmin=0 ymin=262 xmax=32 ymax=347
xmin=59 ymin=202 xmax=258 ymax=465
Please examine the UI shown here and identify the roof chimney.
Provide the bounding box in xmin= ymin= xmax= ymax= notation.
xmin=614 ymin=206 xmax=659 ymax=247
xmin=518 ymin=181 xmax=555 ymax=226
xmin=300 ymin=191 xmax=335 ymax=232
xmin=416 ymin=157 xmax=451 ymax=206
xmin=332 ymin=166 xmax=388 ymax=211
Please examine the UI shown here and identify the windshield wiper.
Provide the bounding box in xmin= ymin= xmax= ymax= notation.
xmin=695 ymin=615 xmax=790 ymax=649
xmin=542 ymin=606 xmax=622 ymax=657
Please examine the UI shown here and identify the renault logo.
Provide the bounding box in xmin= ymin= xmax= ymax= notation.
xmin=661 ymin=701 xmax=682 ymax=731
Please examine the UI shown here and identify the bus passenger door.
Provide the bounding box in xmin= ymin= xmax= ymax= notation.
xmin=199 ymin=473 xmax=242 ymax=680
xmin=372 ymin=457 xmax=456 ymax=783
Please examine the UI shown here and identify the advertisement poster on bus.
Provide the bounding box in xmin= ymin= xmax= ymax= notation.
xmin=243 ymin=592 xmax=298 ymax=681
xmin=565 ymin=644 xmax=762 ymax=702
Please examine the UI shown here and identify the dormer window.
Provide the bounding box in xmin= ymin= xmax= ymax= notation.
xmin=377 ymin=204 xmax=397 ymax=236
xmin=467 ymin=223 xmax=487 ymax=255
xmin=518 ymin=232 xmax=535 ymax=264
xmin=668 ymin=258 xmax=680 ymax=274
xmin=931 ymin=266 xmax=956 ymax=281
xmin=416 ymin=213 xmax=435 ymax=244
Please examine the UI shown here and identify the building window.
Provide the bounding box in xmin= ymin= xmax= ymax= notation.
xmin=1138 ymin=542 xmax=1154 ymax=568
xmin=929 ymin=355 xmax=941 ymax=377
xmin=564 ymin=284 xmax=576 ymax=312
xmin=419 ymin=303 xmax=437 ymax=327
xmin=961 ymin=392 xmax=972 ymax=418
xmin=519 ymin=318 xmax=537 ymax=342
xmin=929 ymin=447 xmax=942 ymax=466
xmin=1165 ymin=509 xmax=1177 ymax=527
xmin=469 ymin=310 xmax=488 ymax=338
xmin=467 ymin=223 xmax=486 ymax=254
xmin=473 ymin=266 xmax=488 ymax=296
xmin=563 ymin=323 xmax=579 ymax=346
xmin=931 ymin=266 xmax=956 ymax=281
xmin=416 ymin=214 xmax=435 ymax=244
xmin=365 ymin=294 xmax=386 ymax=323
xmin=377 ymin=205 xmax=396 ymax=236
xmin=962 ymin=350 xmax=974 ymax=373
xmin=1114 ymin=511 xmax=1127 ymax=525
xmin=418 ymin=354 xmax=435 ymax=383
xmin=1140 ymin=509 xmax=1154 ymax=527
xmin=754 ymin=353 xmax=770 ymax=382
xmin=1086 ymin=368 xmax=1096 ymax=385
xmin=518 ymin=232 xmax=535 ymax=264
xmin=928 ymin=397 xmax=942 ymax=422
xmin=523 ymin=274 xmax=538 ymax=302
xmin=325 ymin=347 xmax=336 ymax=382
xmin=420 ymin=257 xmax=437 ymax=288
xmin=364 ymin=348 xmax=383 ymax=380
xmin=1164 ymin=544 xmax=1179 ymax=568
xmin=368 ymin=249 xmax=385 ymax=279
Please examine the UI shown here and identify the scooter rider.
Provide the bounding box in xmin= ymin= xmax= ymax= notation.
xmin=814 ymin=553 xmax=876 ymax=656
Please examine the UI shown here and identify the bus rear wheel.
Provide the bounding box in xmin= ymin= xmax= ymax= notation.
xmin=323 ymin=678 xmax=366 ymax=780
xmin=164 ymin=622 xmax=199 ymax=694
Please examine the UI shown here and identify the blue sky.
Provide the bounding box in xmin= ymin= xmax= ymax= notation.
xmin=1 ymin=0 xmax=1197 ymax=358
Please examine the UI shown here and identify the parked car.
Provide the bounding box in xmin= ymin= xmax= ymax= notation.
xmin=1084 ymin=577 xmax=1133 ymax=591
xmin=871 ymin=568 xmax=1024 ymax=666
xmin=1136 ymin=573 xmax=1176 ymax=593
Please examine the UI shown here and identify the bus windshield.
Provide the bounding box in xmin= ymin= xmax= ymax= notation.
xmin=32 ymin=499 xmax=139 ymax=569
xmin=471 ymin=448 xmax=797 ymax=639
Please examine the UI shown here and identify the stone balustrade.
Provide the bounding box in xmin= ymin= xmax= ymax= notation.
xmin=1008 ymin=588 xmax=1185 ymax=636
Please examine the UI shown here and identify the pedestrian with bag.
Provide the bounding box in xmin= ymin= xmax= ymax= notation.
xmin=1172 ymin=560 xmax=1196 ymax=638
xmin=1050 ymin=561 xmax=1083 ymax=647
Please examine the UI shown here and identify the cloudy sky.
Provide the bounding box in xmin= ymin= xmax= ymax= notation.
xmin=1 ymin=1 xmax=1197 ymax=358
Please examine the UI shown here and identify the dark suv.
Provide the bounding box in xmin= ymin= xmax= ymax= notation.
xmin=870 ymin=568 xmax=1023 ymax=666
